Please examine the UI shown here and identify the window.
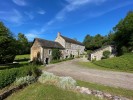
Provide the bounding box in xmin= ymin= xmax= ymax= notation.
xmin=48 ymin=50 xmax=52 ymax=55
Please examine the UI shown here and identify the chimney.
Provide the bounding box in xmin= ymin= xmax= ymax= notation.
xmin=58 ymin=32 xmax=61 ymax=37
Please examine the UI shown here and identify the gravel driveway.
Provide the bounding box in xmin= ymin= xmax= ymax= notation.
xmin=45 ymin=58 xmax=133 ymax=90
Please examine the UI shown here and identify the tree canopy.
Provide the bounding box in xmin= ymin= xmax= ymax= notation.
xmin=113 ymin=11 xmax=133 ymax=55
xmin=0 ymin=22 xmax=17 ymax=64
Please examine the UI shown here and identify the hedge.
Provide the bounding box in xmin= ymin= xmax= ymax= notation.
xmin=0 ymin=65 xmax=40 ymax=89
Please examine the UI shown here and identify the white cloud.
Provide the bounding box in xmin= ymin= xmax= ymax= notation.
xmin=37 ymin=9 xmax=46 ymax=15
xmin=12 ymin=0 xmax=27 ymax=6
xmin=0 ymin=9 xmax=23 ymax=24
xmin=25 ymin=33 xmax=38 ymax=41
xmin=24 ymin=12 xmax=34 ymax=20
xmin=37 ymin=0 xmax=107 ymax=33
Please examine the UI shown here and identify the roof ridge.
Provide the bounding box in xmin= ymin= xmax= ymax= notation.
xmin=60 ymin=35 xmax=84 ymax=46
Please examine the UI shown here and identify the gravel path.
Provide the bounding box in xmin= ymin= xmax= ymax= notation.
xmin=45 ymin=58 xmax=133 ymax=90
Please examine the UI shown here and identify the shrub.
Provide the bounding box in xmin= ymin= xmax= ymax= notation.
xmin=38 ymin=71 xmax=77 ymax=90
xmin=57 ymin=77 xmax=77 ymax=90
xmin=0 ymin=65 xmax=40 ymax=89
xmin=38 ymin=71 xmax=59 ymax=85
xmin=52 ymin=49 xmax=62 ymax=60
xmin=14 ymin=75 xmax=36 ymax=86
xmin=103 ymin=50 xmax=111 ymax=59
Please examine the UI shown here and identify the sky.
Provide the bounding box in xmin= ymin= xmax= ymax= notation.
xmin=0 ymin=0 xmax=133 ymax=42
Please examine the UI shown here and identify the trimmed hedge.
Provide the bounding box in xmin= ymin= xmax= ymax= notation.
xmin=0 ymin=65 xmax=40 ymax=89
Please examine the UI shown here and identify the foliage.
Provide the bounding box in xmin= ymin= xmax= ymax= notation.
xmin=16 ymin=33 xmax=32 ymax=55
xmin=6 ymin=83 xmax=102 ymax=100
xmin=38 ymin=71 xmax=59 ymax=85
xmin=102 ymin=50 xmax=111 ymax=59
xmin=93 ymin=53 xmax=133 ymax=72
xmin=83 ymin=34 xmax=113 ymax=51
xmin=113 ymin=11 xmax=133 ymax=55
xmin=52 ymin=49 xmax=62 ymax=60
xmin=14 ymin=75 xmax=36 ymax=86
xmin=57 ymin=77 xmax=77 ymax=90
xmin=77 ymin=80 xmax=133 ymax=99
xmin=0 ymin=22 xmax=17 ymax=64
xmin=51 ymin=57 xmax=74 ymax=64
xmin=0 ymin=65 xmax=40 ymax=89
xmin=38 ymin=71 xmax=77 ymax=90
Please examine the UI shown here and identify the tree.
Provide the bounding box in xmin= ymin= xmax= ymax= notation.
xmin=113 ymin=11 xmax=133 ymax=55
xmin=0 ymin=22 xmax=16 ymax=64
xmin=52 ymin=49 xmax=62 ymax=60
xmin=17 ymin=33 xmax=29 ymax=54
xmin=83 ymin=34 xmax=108 ymax=50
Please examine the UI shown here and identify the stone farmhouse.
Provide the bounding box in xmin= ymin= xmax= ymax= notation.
xmin=88 ymin=45 xmax=116 ymax=61
xmin=31 ymin=32 xmax=85 ymax=64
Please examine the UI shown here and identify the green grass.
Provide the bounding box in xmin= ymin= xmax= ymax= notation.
xmin=79 ymin=53 xmax=133 ymax=73
xmin=78 ymin=62 xmax=111 ymax=71
xmin=77 ymin=80 xmax=133 ymax=99
xmin=93 ymin=53 xmax=133 ymax=73
xmin=15 ymin=54 xmax=30 ymax=60
xmin=6 ymin=83 xmax=103 ymax=100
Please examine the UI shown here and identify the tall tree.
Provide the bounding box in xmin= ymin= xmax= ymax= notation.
xmin=0 ymin=22 xmax=16 ymax=64
xmin=17 ymin=33 xmax=29 ymax=54
xmin=113 ymin=11 xmax=133 ymax=55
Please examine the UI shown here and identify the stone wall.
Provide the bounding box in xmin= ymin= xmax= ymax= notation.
xmin=90 ymin=46 xmax=114 ymax=61
xmin=31 ymin=40 xmax=41 ymax=61
xmin=41 ymin=48 xmax=52 ymax=64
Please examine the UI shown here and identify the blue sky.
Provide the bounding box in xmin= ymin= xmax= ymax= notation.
xmin=0 ymin=0 xmax=133 ymax=42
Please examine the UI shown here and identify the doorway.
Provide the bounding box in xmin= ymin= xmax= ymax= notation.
xmin=45 ymin=58 xmax=49 ymax=64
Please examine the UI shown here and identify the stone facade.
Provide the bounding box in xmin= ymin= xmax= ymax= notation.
xmin=55 ymin=32 xmax=85 ymax=58
xmin=88 ymin=45 xmax=115 ymax=61
xmin=31 ymin=32 xmax=85 ymax=64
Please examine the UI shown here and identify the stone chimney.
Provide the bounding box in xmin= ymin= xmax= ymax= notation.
xmin=58 ymin=32 xmax=61 ymax=37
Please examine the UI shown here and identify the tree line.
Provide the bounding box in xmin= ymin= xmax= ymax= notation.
xmin=83 ymin=11 xmax=133 ymax=55
xmin=0 ymin=22 xmax=31 ymax=64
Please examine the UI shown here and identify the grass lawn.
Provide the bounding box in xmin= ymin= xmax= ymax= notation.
xmin=6 ymin=83 xmax=103 ymax=100
xmin=15 ymin=54 xmax=30 ymax=60
xmin=77 ymin=80 xmax=133 ymax=99
xmin=93 ymin=53 xmax=133 ymax=73
xmin=79 ymin=53 xmax=133 ymax=73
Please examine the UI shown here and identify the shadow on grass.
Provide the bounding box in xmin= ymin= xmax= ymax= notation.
xmin=0 ymin=62 xmax=29 ymax=70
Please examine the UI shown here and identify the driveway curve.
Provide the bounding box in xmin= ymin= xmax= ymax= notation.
xmin=45 ymin=58 xmax=133 ymax=90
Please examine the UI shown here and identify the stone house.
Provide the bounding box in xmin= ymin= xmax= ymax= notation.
xmin=55 ymin=32 xmax=85 ymax=59
xmin=88 ymin=45 xmax=116 ymax=61
xmin=31 ymin=32 xmax=85 ymax=64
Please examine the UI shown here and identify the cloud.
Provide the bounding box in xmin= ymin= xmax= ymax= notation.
xmin=87 ymin=1 xmax=133 ymax=18
xmin=0 ymin=9 xmax=23 ymax=24
xmin=25 ymin=33 xmax=38 ymax=41
xmin=37 ymin=9 xmax=46 ymax=15
xmin=36 ymin=0 xmax=107 ymax=33
xmin=12 ymin=0 xmax=27 ymax=6
xmin=24 ymin=12 xmax=34 ymax=20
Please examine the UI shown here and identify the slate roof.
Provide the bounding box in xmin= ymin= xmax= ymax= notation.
xmin=35 ymin=38 xmax=64 ymax=49
xmin=60 ymin=35 xmax=84 ymax=46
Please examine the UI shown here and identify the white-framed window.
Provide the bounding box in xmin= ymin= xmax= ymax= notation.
xmin=48 ymin=49 xmax=52 ymax=55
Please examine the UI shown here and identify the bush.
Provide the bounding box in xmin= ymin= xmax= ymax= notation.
xmin=38 ymin=71 xmax=77 ymax=90
xmin=38 ymin=71 xmax=59 ymax=85
xmin=14 ymin=75 xmax=36 ymax=86
xmin=57 ymin=77 xmax=77 ymax=90
xmin=52 ymin=49 xmax=62 ymax=60
xmin=0 ymin=65 xmax=40 ymax=89
xmin=103 ymin=50 xmax=111 ymax=59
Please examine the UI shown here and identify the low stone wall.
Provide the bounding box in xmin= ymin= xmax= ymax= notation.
xmin=75 ymin=86 xmax=130 ymax=100
xmin=0 ymin=83 xmax=28 ymax=100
